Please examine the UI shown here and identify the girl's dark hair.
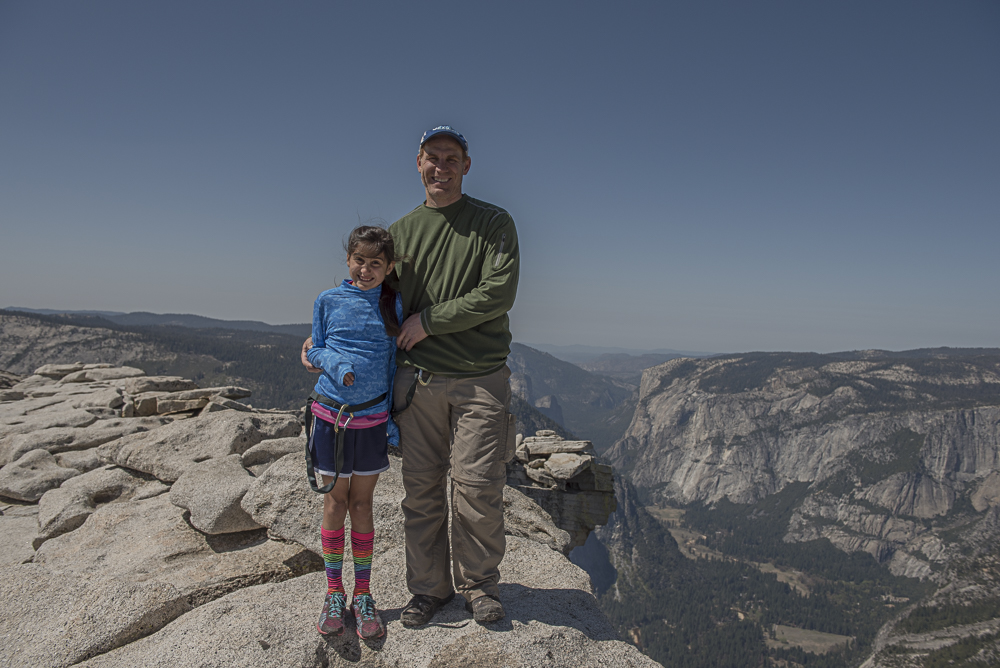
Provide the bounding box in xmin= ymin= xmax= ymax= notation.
xmin=344 ymin=224 xmax=402 ymax=337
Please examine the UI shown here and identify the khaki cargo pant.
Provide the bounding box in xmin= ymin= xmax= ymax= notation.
xmin=392 ymin=365 xmax=516 ymax=602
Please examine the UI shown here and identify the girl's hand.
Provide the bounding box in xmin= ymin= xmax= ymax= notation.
xmin=343 ymin=372 xmax=355 ymax=387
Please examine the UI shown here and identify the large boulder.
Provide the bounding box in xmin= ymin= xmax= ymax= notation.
xmin=59 ymin=366 xmax=146 ymax=383
xmin=8 ymin=374 xmax=57 ymax=393
xmin=0 ymin=449 xmax=80 ymax=502
xmin=132 ymin=392 xmax=163 ymax=416
xmin=0 ymin=387 xmax=105 ymax=421
xmin=0 ymin=407 xmax=98 ymax=443
xmin=53 ymin=448 xmax=105 ymax=473
xmin=76 ymin=538 xmax=660 ymax=668
xmin=241 ymin=436 xmax=304 ymax=476
xmin=32 ymin=494 xmax=320 ymax=606
xmin=1 ymin=416 xmax=170 ymax=465
xmin=35 ymin=465 xmax=169 ymax=548
xmin=155 ymin=397 xmax=210 ymax=414
xmin=522 ymin=432 xmax=595 ymax=456
xmin=0 ymin=394 xmax=65 ymax=419
xmin=148 ymin=388 xmax=251 ymax=416
xmin=200 ymin=396 xmax=253 ymax=415
xmin=98 ymin=411 xmax=301 ymax=483
xmin=33 ymin=363 xmax=100 ymax=379
xmin=545 ymin=452 xmax=594 ymax=481
xmin=168 ymin=386 xmax=252 ymax=401
xmin=64 ymin=387 xmax=125 ymax=411
xmin=169 ymin=455 xmax=262 ymax=534
xmin=118 ymin=376 xmax=199 ymax=395
xmin=0 ymin=563 xmax=191 ymax=668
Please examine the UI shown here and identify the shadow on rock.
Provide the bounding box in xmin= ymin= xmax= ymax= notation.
xmin=319 ymin=617 xmax=389 ymax=661
xmin=491 ymin=582 xmax=622 ymax=642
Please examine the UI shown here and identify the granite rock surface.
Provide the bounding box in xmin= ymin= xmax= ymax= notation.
xmin=0 ymin=363 xmax=646 ymax=667
xmin=98 ymin=411 xmax=300 ymax=482
xmin=35 ymin=464 xmax=168 ymax=547
xmin=0 ymin=448 xmax=81 ymax=501
xmin=169 ymin=454 xmax=262 ymax=534
xmin=0 ymin=563 xmax=192 ymax=668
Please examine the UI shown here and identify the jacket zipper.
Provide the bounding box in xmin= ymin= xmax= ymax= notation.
xmin=494 ymin=233 xmax=506 ymax=268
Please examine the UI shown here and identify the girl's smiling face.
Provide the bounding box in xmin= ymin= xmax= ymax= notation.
xmin=347 ymin=248 xmax=393 ymax=291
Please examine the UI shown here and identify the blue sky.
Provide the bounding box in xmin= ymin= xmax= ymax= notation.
xmin=1 ymin=1 xmax=997 ymax=353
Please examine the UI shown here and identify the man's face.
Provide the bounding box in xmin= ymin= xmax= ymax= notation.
xmin=417 ymin=136 xmax=471 ymax=207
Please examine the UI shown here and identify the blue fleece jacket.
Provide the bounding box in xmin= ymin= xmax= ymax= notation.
xmin=306 ymin=280 xmax=403 ymax=445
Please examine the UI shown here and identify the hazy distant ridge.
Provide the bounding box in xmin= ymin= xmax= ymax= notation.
xmin=5 ymin=307 xmax=312 ymax=338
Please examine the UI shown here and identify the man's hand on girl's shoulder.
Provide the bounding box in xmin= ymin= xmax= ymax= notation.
xmin=301 ymin=337 xmax=321 ymax=373
xmin=396 ymin=314 xmax=428 ymax=351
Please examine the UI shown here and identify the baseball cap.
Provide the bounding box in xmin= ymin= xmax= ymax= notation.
xmin=419 ymin=125 xmax=468 ymax=152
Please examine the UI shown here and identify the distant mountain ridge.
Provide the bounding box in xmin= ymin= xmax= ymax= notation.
xmin=6 ymin=308 xmax=712 ymax=373
xmin=577 ymin=353 xmax=683 ymax=385
xmin=5 ymin=307 xmax=311 ymax=338
xmin=524 ymin=342 xmax=714 ymax=364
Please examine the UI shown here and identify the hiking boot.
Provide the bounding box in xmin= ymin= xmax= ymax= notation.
xmin=465 ymin=594 xmax=504 ymax=623
xmin=316 ymin=591 xmax=347 ymax=635
xmin=400 ymin=592 xmax=455 ymax=627
xmin=351 ymin=593 xmax=385 ymax=639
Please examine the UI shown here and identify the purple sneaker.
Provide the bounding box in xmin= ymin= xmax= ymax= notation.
xmin=317 ymin=591 xmax=347 ymax=635
xmin=352 ymin=594 xmax=385 ymax=639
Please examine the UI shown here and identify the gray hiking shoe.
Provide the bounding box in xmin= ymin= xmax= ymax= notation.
xmin=465 ymin=594 xmax=505 ymax=623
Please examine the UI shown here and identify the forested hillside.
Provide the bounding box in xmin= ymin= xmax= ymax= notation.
xmin=598 ymin=478 xmax=931 ymax=668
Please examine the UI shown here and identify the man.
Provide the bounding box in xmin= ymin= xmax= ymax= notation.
xmin=303 ymin=125 xmax=519 ymax=625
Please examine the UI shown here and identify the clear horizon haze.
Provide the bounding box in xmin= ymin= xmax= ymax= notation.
xmin=2 ymin=1 xmax=997 ymax=354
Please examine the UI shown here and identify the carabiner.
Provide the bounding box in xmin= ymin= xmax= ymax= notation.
xmin=333 ymin=404 xmax=349 ymax=432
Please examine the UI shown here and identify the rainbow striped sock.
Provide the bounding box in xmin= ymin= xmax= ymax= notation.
xmin=321 ymin=526 xmax=345 ymax=594
xmin=351 ymin=529 xmax=374 ymax=597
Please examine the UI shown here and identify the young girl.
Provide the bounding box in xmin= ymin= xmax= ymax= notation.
xmin=305 ymin=225 xmax=402 ymax=640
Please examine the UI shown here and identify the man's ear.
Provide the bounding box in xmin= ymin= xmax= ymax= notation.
xmin=463 ymin=155 xmax=471 ymax=175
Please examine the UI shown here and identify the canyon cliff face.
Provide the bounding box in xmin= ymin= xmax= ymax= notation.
xmin=606 ymin=351 xmax=1000 ymax=580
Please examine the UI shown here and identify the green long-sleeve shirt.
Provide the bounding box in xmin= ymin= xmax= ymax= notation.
xmin=390 ymin=194 xmax=519 ymax=377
